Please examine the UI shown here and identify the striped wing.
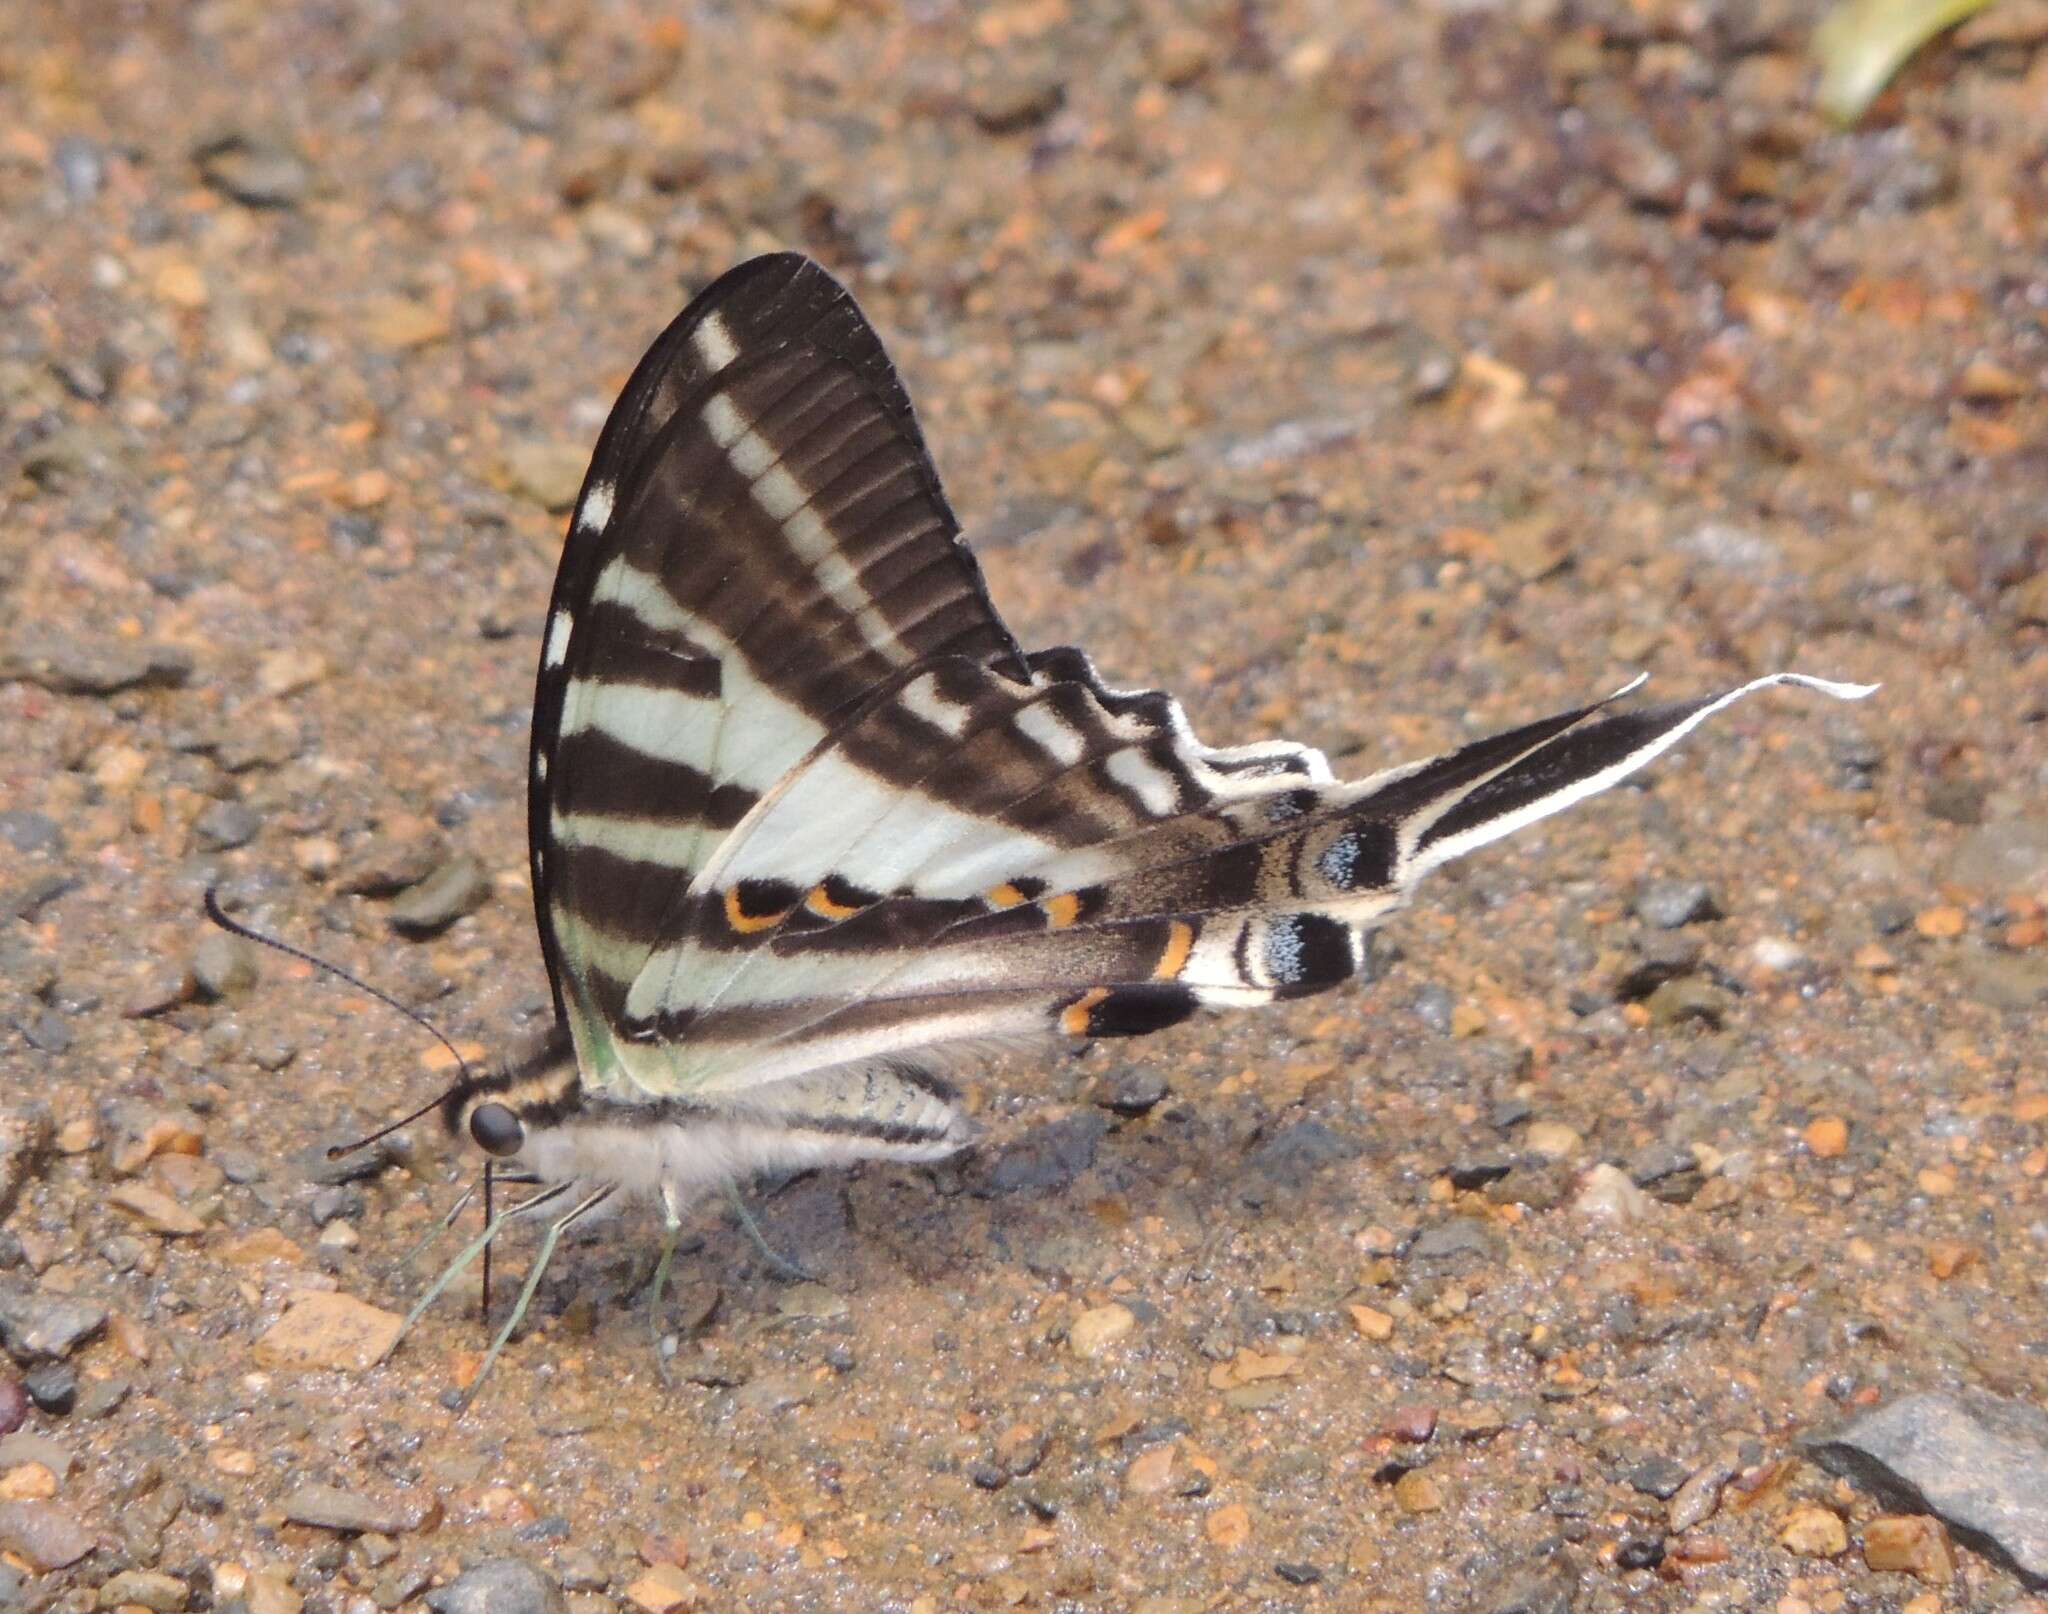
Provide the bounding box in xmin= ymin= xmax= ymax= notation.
xmin=530 ymin=254 xmax=1023 ymax=1086
xmin=605 ymin=657 xmax=1872 ymax=1095
xmin=534 ymin=252 xmax=1875 ymax=1113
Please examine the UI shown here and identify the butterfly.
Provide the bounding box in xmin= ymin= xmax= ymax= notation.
xmin=400 ymin=252 xmax=1872 ymax=1384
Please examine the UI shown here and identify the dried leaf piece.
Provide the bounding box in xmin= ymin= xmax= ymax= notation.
xmin=1813 ymin=0 xmax=2000 ymax=125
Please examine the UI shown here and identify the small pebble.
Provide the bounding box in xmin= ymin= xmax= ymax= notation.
xmin=21 ymin=1363 xmax=75 ymax=1416
xmin=190 ymin=932 xmax=256 ymax=1000
xmin=192 ymin=800 xmax=261 ymax=852
xmin=1778 ymin=1503 xmax=1849 ymax=1557
xmin=1635 ymin=879 xmax=1715 ymax=929
xmin=1575 ymin=1163 xmax=1653 ymax=1223
xmin=1803 ymin=1116 xmax=1849 ymax=1158
xmin=1861 ymin=1514 xmax=1955 ymax=1582
xmin=195 ymin=134 xmax=310 ymax=207
xmin=1393 ymin=1471 xmax=1442 ymax=1514
xmin=1614 ymin=1535 xmax=1665 ymax=1570
xmin=254 ymin=1292 xmax=402 ymax=1372
xmin=283 ymin=1482 xmax=436 ymax=1535
xmin=387 ymin=855 xmax=492 ymax=937
xmin=502 ymin=439 xmax=589 ymax=513
xmin=0 ymin=1285 xmax=106 ymax=1361
xmin=95 ymin=1569 xmax=189 ymax=1612
xmin=0 ymin=1497 xmax=94 ymax=1568
xmin=1068 ymin=1303 xmax=1136 ymax=1358
xmin=1095 ymin=1067 xmax=1168 ymax=1116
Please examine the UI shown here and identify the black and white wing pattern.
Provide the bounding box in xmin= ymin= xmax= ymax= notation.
xmin=531 ymin=252 xmax=1874 ymax=1116
xmin=530 ymin=253 xmax=1023 ymax=1090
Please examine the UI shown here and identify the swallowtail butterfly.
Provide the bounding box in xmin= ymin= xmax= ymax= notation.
xmin=418 ymin=254 xmax=1871 ymax=1371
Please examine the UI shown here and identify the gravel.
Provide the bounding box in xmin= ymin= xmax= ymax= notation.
xmin=1805 ymin=1391 xmax=2048 ymax=1589
xmin=4 ymin=4 xmax=2042 ymax=1609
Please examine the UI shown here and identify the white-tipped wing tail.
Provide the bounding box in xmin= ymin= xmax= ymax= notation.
xmin=1402 ymin=672 xmax=1879 ymax=879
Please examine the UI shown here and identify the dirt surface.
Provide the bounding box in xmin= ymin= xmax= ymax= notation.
xmin=2 ymin=2 xmax=2046 ymax=1612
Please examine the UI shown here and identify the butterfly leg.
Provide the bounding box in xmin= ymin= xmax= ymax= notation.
xmin=647 ymin=1181 xmax=686 ymax=1386
xmin=382 ymin=1181 xmax=574 ymax=1363
xmin=396 ymin=1182 xmax=477 ymax=1272
xmin=724 ymin=1179 xmax=815 ymax=1283
xmin=396 ymin=1171 xmax=542 ymax=1272
xmin=460 ymin=1184 xmax=615 ymax=1408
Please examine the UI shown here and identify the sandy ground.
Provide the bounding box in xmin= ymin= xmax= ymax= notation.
xmin=1 ymin=1 xmax=2045 ymax=1611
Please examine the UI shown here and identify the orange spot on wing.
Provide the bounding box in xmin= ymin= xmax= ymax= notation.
xmin=805 ymin=884 xmax=861 ymax=920
xmin=1044 ymin=891 xmax=1082 ymax=928
xmin=1154 ymin=920 xmax=1195 ymax=980
xmin=724 ymin=887 xmax=789 ymax=934
xmin=985 ymin=882 xmax=1027 ymax=909
xmin=1061 ymin=987 xmax=1109 ymax=1035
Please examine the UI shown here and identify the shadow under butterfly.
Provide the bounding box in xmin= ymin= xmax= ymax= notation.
xmin=351 ymin=253 xmax=1876 ymax=1399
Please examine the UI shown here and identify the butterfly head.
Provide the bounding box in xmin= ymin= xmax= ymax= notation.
xmin=439 ymin=1023 xmax=582 ymax=1172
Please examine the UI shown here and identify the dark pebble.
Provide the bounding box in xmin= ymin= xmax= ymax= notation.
xmin=374 ymin=1562 xmax=435 ymax=1611
xmin=23 ymin=1361 xmax=76 ymax=1415
xmin=1624 ymin=1454 xmax=1692 ymax=1499
xmin=0 ymin=1281 xmax=107 ymax=1362
xmin=309 ymin=1185 xmax=366 ymax=1225
xmin=1448 ymin=1155 xmax=1513 ymax=1190
xmin=195 ymin=134 xmax=312 ymax=208
xmin=0 ymin=1379 xmax=26 ymax=1436
xmin=0 ymin=814 xmax=61 ymax=855
xmin=1490 ymin=1097 xmax=1534 ymax=1130
xmin=14 ymin=1012 xmax=70 ymax=1055
xmin=1095 ymin=1067 xmax=1169 ymax=1116
xmin=1408 ymin=1221 xmax=1501 ymax=1266
xmin=292 ymin=1134 xmax=397 ymax=1187
xmin=215 ymin=1148 xmax=268 ymax=1185
xmin=422 ymin=1560 xmax=570 ymax=1614
xmin=983 ymin=1111 xmax=1106 ymax=1196
xmin=967 ymin=68 xmax=1065 ymax=134
xmin=0 ymin=631 xmax=192 ymax=695
xmin=1614 ymin=1535 xmax=1665 ymax=1570
xmin=515 ymin=1516 xmax=570 ymax=1542
xmin=968 ymin=1462 xmax=1008 ymax=1491
xmin=1633 ymin=879 xmax=1715 ymax=929
xmin=193 ymin=800 xmax=261 ymax=852
xmin=387 ymin=855 xmax=492 ymax=937
xmin=1626 ymin=1145 xmax=1696 ymax=1187
xmin=1243 ymin=1119 xmax=1358 ymax=1180
xmin=6 ymin=873 xmax=81 ymax=922
xmin=334 ymin=830 xmax=445 ymax=897
xmin=73 ymin=1377 xmax=128 ymax=1419
xmin=1274 ymin=1562 xmax=1322 ymax=1586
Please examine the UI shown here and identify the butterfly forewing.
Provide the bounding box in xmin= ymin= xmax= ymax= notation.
xmin=530 ymin=255 xmax=1022 ymax=1081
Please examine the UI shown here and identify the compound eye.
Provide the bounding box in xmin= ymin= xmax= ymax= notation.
xmin=469 ymin=1102 xmax=524 ymax=1158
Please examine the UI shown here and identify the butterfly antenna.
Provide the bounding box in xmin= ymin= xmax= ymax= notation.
xmin=201 ymin=886 xmax=474 ymax=1159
